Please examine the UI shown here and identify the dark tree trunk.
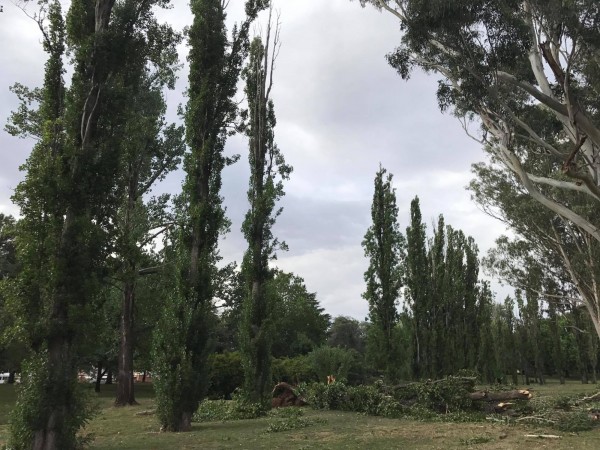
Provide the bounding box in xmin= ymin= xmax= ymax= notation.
xmin=7 ymin=371 xmax=15 ymax=384
xmin=95 ymin=363 xmax=106 ymax=393
xmin=32 ymin=333 xmax=75 ymax=450
xmin=115 ymin=281 xmax=137 ymax=405
xmin=106 ymin=369 xmax=113 ymax=384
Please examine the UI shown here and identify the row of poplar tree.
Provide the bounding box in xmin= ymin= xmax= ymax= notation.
xmin=362 ymin=167 xmax=600 ymax=384
xmin=1 ymin=1 xmax=291 ymax=448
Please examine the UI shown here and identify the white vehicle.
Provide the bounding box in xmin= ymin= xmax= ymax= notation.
xmin=0 ymin=372 xmax=10 ymax=384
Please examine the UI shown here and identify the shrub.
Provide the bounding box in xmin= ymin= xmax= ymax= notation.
xmin=271 ymin=355 xmax=316 ymax=385
xmin=207 ymin=352 xmax=244 ymax=399
xmin=193 ymin=398 xmax=265 ymax=422
xmin=308 ymin=347 xmax=356 ymax=383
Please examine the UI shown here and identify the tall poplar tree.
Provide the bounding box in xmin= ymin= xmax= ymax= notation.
xmin=152 ymin=0 xmax=266 ymax=431
xmin=240 ymin=7 xmax=292 ymax=405
xmin=362 ymin=165 xmax=405 ymax=378
xmin=405 ymin=196 xmax=430 ymax=378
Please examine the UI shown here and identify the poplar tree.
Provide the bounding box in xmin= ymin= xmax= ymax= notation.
xmin=405 ymin=196 xmax=430 ymax=378
xmin=152 ymin=0 xmax=266 ymax=431
xmin=362 ymin=165 xmax=405 ymax=378
xmin=240 ymin=7 xmax=292 ymax=404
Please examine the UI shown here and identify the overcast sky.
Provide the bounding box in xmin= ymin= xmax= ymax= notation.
xmin=0 ymin=0 xmax=511 ymax=320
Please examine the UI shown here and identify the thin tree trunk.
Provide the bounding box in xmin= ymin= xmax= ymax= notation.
xmin=95 ymin=363 xmax=106 ymax=393
xmin=115 ymin=280 xmax=137 ymax=405
xmin=7 ymin=371 xmax=15 ymax=384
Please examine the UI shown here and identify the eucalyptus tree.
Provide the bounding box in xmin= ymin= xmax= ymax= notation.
xmin=239 ymin=6 xmax=292 ymax=404
xmin=362 ymin=165 xmax=405 ymax=377
xmin=151 ymin=0 xmax=267 ymax=432
xmin=472 ymin=151 xmax=600 ymax=340
xmin=356 ymin=0 xmax=600 ymax=338
xmin=5 ymin=1 xmax=179 ymax=448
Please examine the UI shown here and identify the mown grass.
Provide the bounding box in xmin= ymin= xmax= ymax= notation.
xmin=1 ymin=380 xmax=600 ymax=449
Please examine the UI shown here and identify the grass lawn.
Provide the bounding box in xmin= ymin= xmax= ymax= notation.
xmin=0 ymin=381 xmax=599 ymax=449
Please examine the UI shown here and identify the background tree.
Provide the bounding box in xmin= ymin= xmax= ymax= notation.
xmin=328 ymin=316 xmax=367 ymax=354
xmin=357 ymin=0 xmax=600 ymax=339
xmin=270 ymin=271 xmax=330 ymax=358
xmin=362 ymin=165 xmax=405 ymax=379
xmin=405 ymin=196 xmax=431 ymax=378
xmin=0 ymin=214 xmax=23 ymax=382
xmin=109 ymin=12 xmax=183 ymax=408
xmin=239 ymin=6 xmax=292 ymax=405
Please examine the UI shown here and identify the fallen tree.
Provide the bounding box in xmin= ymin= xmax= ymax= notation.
xmin=271 ymin=382 xmax=307 ymax=408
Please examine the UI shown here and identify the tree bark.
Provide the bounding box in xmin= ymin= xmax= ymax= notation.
xmin=468 ymin=389 xmax=532 ymax=401
xmin=115 ymin=280 xmax=137 ymax=406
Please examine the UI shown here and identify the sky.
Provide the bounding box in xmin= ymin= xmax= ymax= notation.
xmin=0 ymin=0 xmax=511 ymax=320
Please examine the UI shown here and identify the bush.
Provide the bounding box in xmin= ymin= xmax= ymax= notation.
xmin=207 ymin=352 xmax=244 ymax=399
xmin=271 ymin=355 xmax=316 ymax=385
xmin=193 ymin=398 xmax=265 ymax=422
xmin=308 ymin=347 xmax=356 ymax=383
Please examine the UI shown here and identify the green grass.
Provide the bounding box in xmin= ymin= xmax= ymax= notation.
xmin=1 ymin=381 xmax=600 ymax=449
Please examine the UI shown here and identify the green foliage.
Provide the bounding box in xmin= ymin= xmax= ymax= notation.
xmin=270 ymin=271 xmax=331 ymax=358
xmin=298 ymin=381 xmax=404 ymax=417
xmin=265 ymin=408 xmax=326 ymax=433
xmin=208 ymin=351 xmax=244 ymax=399
xmin=193 ymin=398 xmax=266 ymax=422
xmin=408 ymin=378 xmax=475 ymax=413
xmin=8 ymin=355 xmax=97 ymax=450
xmin=271 ymin=355 xmax=317 ymax=385
xmin=308 ymin=346 xmax=356 ymax=384
xmin=328 ymin=316 xmax=367 ymax=354
xmin=555 ymin=411 xmax=595 ymax=432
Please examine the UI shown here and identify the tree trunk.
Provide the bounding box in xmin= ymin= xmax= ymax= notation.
xmin=32 ymin=335 xmax=75 ymax=450
xmin=7 ymin=371 xmax=15 ymax=384
xmin=468 ymin=389 xmax=532 ymax=401
xmin=115 ymin=281 xmax=137 ymax=405
xmin=95 ymin=363 xmax=105 ymax=393
xmin=106 ymin=369 xmax=113 ymax=384
xmin=178 ymin=411 xmax=192 ymax=432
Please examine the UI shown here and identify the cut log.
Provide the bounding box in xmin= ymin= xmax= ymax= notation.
xmin=469 ymin=389 xmax=532 ymax=402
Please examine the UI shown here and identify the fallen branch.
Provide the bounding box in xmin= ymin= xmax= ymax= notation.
xmin=524 ymin=434 xmax=561 ymax=439
xmin=581 ymin=392 xmax=600 ymax=403
xmin=516 ymin=416 xmax=557 ymax=424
